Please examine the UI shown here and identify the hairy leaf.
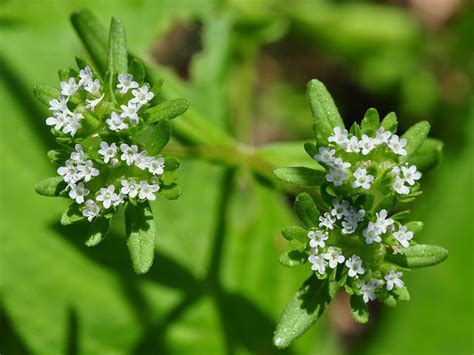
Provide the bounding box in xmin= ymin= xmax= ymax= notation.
xmin=361 ymin=108 xmax=380 ymax=136
xmin=386 ymin=244 xmax=448 ymax=268
xmin=274 ymin=167 xmax=325 ymax=187
xmin=146 ymin=119 xmax=171 ymax=155
xmin=144 ymin=98 xmax=190 ymax=123
xmin=279 ymin=250 xmax=307 ymax=267
xmin=85 ymin=216 xmax=111 ymax=247
xmin=294 ymin=193 xmax=319 ymax=228
xmin=402 ymin=121 xmax=430 ymax=159
xmin=282 ymin=226 xmax=308 ymax=243
xmin=35 ymin=177 xmax=65 ymax=196
xmin=350 ymin=294 xmax=369 ymax=324
xmin=33 ymin=84 xmax=59 ymax=107
xmin=61 ymin=203 xmax=85 ymax=225
xmin=381 ymin=112 xmax=398 ymax=133
xmin=407 ymin=138 xmax=443 ymax=172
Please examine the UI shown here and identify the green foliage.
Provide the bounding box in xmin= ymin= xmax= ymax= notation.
xmin=35 ymin=176 xmax=65 ymax=196
xmin=146 ymin=119 xmax=171 ymax=155
xmin=294 ymin=193 xmax=320 ymax=228
xmin=144 ymin=99 xmax=190 ymax=123
xmin=386 ymin=244 xmax=448 ymax=268
xmin=85 ymin=216 xmax=111 ymax=246
xmin=402 ymin=121 xmax=430 ymax=160
xmin=33 ymin=84 xmax=60 ymax=106
xmin=108 ymin=17 xmax=128 ymax=74
xmin=274 ymin=167 xmax=325 ymax=187
xmin=350 ymin=294 xmax=369 ymax=324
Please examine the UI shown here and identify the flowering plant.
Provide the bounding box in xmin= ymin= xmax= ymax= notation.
xmin=273 ymin=80 xmax=448 ymax=348
xmin=34 ymin=17 xmax=188 ymax=274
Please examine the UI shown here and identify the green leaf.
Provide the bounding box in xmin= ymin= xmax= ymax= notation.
xmin=279 ymin=250 xmax=307 ymax=267
xmin=164 ymin=156 xmax=180 ymax=171
xmin=159 ymin=183 xmax=182 ymax=200
xmin=146 ymin=119 xmax=171 ymax=155
xmin=393 ymin=286 xmax=410 ymax=301
xmin=361 ymin=108 xmax=380 ymax=136
xmin=273 ymin=275 xmax=332 ymax=348
xmin=307 ymin=79 xmax=344 ymax=143
xmin=405 ymin=221 xmax=424 ymax=234
xmin=294 ymin=193 xmax=319 ymax=228
xmin=144 ymin=98 xmax=190 ymax=123
xmin=402 ymin=121 xmax=430 ymax=159
xmin=282 ymin=226 xmax=308 ymax=243
xmin=350 ymin=294 xmax=369 ymax=324
xmin=71 ymin=9 xmax=108 ymax=74
xmin=35 ymin=177 xmax=65 ymax=196
xmin=75 ymin=56 xmax=102 ymax=79
xmin=150 ymin=79 xmax=164 ymax=99
xmin=125 ymin=201 xmax=156 ymax=274
xmin=46 ymin=150 xmax=69 ymax=165
xmin=33 ymin=84 xmax=59 ymax=107
xmin=107 ymin=17 xmax=128 ymax=74
xmin=60 ymin=204 xmax=85 ymax=225
xmin=381 ymin=112 xmax=398 ymax=133
xmin=128 ymin=58 xmax=145 ymax=83
xmin=255 ymin=141 xmax=317 ymax=169
xmin=407 ymin=138 xmax=443 ymax=172
xmin=273 ymin=167 xmax=325 ymax=187
xmin=386 ymin=244 xmax=448 ymax=268
xmin=85 ymin=216 xmax=111 ymax=247
xmin=304 ymin=142 xmax=317 ymax=158
xmin=349 ymin=121 xmax=362 ymax=138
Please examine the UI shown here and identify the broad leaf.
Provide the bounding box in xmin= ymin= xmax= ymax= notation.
xmin=279 ymin=250 xmax=307 ymax=267
xmin=402 ymin=121 xmax=430 ymax=159
xmin=159 ymin=183 xmax=182 ymax=200
xmin=274 ymin=167 xmax=325 ymax=187
xmin=361 ymin=108 xmax=380 ymax=136
xmin=35 ymin=176 xmax=65 ymax=196
xmin=33 ymin=84 xmax=59 ymax=107
xmin=307 ymin=79 xmax=344 ymax=143
xmin=125 ymin=201 xmax=156 ymax=274
xmin=144 ymin=98 xmax=190 ymax=123
xmin=281 ymin=226 xmax=308 ymax=243
xmin=146 ymin=119 xmax=171 ymax=155
xmin=381 ymin=112 xmax=398 ymax=133
xmin=350 ymin=294 xmax=369 ymax=324
xmin=294 ymin=192 xmax=319 ymax=228
xmin=386 ymin=244 xmax=448 ymax=268
xmin=273 ymin=275 xmax=332 ymax=348
xmin=85 ymin=216 xmax=111 ymax=247
xmin=407 ymin=138 xmax=443 ymax=172
xmin=128 ymin=58 xmax=145 ymax=83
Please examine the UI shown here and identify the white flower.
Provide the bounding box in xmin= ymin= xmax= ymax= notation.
xmin=57 ymin=160 xmax=79 ymax=184
xmin=120 ymin=102 xmax=140 ymax=125
xmin=308 ymin=253 xmax=327 ymax=275
xmin=70 ymin=144 xmax=87 ymax=163
xmin=116 ymin=73 xmax=139 ymax=94
xmin=341 ymin=219 xmax=358 ymax=235
xmin=84 ymin=79 xmax=101 ymax=96
xmin=387 ymin=135 xmax=407 ymax=156
xmin=68 ymin=182 xmax=89 ymax=204
xmin=319 ymin=212 xmax=335 ymax=230
xmin=357 ymin=279 xmax=381 ymax=303
xmin=344 ymin=208 xmax=366 ymax=223
xmin=375 ymin=209 xmax=394 ymax=233
xmin=77 ymin=160 xmax=99 ymax=182
xmin=120 ymin=144 xmax=139 ymax=166
xmin=331 ymin=199 xmax=350 ymax=219
xmin=326 ymin=167 xmax=349 ymax=186
xmin=113 ymin=193 xmax=126 ymax=207
xmin=363 ymin=222 xmax=382 ymax=244
xmin=352 ymin=168 xmax=374 ymax=190
xmin=391 ymin=166 xmax=401 ymax=176
xmin=323 ymin=247 xmax=345 ymax=268
xmin=78 ymin=66 xmax=94 ymax=85
xmin=346 ymin=255 xmax=365 ymax=277
xmin=392 ymin=176 xmax=410 ymax=195
xmin=359 ymin=134 xmax=376 ymax=155
xmin=328 ymin=127 xmax=349 ymax=147
xmin=332 ymin=158 xmax=351 ymax=170
xmin=393 ymin=225 xmax=413 ymax=248
xmin=314 ymin=147 xmax=335 ymax=164
xmin=46 ymin=111 xmax=69 ymax=130
xmin=135 ymin=151 xmax=150 ymax=170
xmin=138 ymin=181 xmax=160 ymax=201
xmin=131 ymin=85 xmax=154 ymax=106
xmin=60 ymin=77 xmax=79 ymax=97
xmin=82 ymin=200 xmax=100 ymax=222
xmin=401 ymin=165 xmax=421 ymax=186
xmin=98 ymin=142 xmax=118 ymax=164
xmin=384 ymin=269 xmax=404 ymax=291
xmin=148 ymin=157 xmax=165 ymax=175
xmin=120 ymin=179 xmax=140 ymax=198
xmin=345 ymin=136 xmax=360 ymax=153
xmin=96 ymin=185 xmax=118 ymax=209
xmin=308 ymin=230 xmax=328 ymax=249
xmin=106 ymin=112 xmax=128 ymax=131
xmin=62 ymin=112 xmax=83 ymax=137
xmin=375 ymin=127 xmax=391 ymax=145
xmin=85 ymin=94 xmax=104 ymax=111
xmin=48 ymin=96 xmax=68 ymax=113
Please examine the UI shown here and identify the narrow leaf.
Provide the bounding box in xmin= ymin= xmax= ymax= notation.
xmin=33 ymin=84 xmax=59 ymax=107
xmin=350 ymin=295 xmax=369 ymax=324
xmin=304 ymin=142 xmax=317 ymax=158
xmin=307 ymin=79 xmax=344 ymax=143
xmin=402 ymin=121 xmax=430 ymax=159
xmin=107 ymin=17 xmax=128 ymax=74
xmin=386 ymin=244 xmax=448 ymax=268
xmin=274 ymin=167 xmax=325 ymax=187
xmin=146 ymin=119 xmax=171 ymax=155
xmin=85 ymin=216 xmax=111 ymax=247
xmin=273 ymin=275 xmax=332 ymax=348
xmin=61 ymin=204 xmax=85 ymax=225
xmin=279 ymin=250 xmax=307 ymax=267
xmin=71 ymin=9 xmax=108 ymax=74
xmin=35 ymin=177 xmax=65 ymax=196
xmin=294 ymin=193 xmax=319 ymax=228
xmin=282 ymin=226 xmax=308 ymax=243
xmin=47 ymin=150 xmax=69 ymax=165
xmin=144 ymin=98 xmax=190 ymax=123
xmin=381 ymin=112 xmax=398 ymax=133
xmin=125 ymin=201 xmax=156 ymax=274
xmin=361 ymin=108 xmax=380 ymax=136
xmin=128 ymin=58 xmax=145 ymax=83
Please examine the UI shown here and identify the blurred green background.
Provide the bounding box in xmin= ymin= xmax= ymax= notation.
xmin=0 ymin=0 xmax=473 ymax=354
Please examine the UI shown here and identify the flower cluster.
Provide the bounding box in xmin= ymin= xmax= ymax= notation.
xmin=39 ymin=61 xmax=181 ymax=224
xmin=315 ymin=127 xmax=421 ymax=195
